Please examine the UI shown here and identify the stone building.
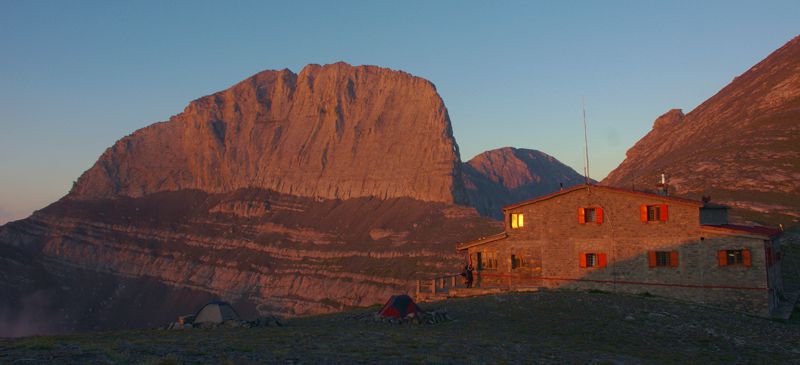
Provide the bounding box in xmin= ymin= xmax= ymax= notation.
xmin=457 ymin=184 xmax=785 ymax=316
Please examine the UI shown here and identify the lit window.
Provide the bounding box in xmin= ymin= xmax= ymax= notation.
xmin=511 ymin=213 xmax=524 ymax=229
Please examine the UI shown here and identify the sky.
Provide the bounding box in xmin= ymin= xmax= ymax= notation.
xmin=0 ymin=0 xmax=798 ymax=225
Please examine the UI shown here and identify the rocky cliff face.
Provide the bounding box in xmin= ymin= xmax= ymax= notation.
xmin=0 ymin=63 xmax=501 ymax=334
xmin=0 ymin=190 xmax=497 ymax=334
xmin=72 ymin=62 xmax=466 ymax=204
xmin=603 ymin=36 xmax=800 ymax=226
xmin=463 ymin=147 xmax=586 ymax=219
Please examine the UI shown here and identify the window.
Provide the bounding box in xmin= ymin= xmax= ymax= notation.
xmin=640 ymin=204 xmax=669 ymax=222
xmin=655 ymin=251 xmax=670 ymax=266
xmin=579 ymin=252 xmax=607 ymax=268
xmin=586 ymin=253 xmax=597 ymax=267
xmin=717 ymin=249 xmax=752 ymax=267
xmin=482 ymin=251 xmax=498 ymax=270
xmin=648 ymin=251 xmax=679 ymax=267
xmin=578 ymin=207 xmax=604 ymax=224
xmin=728 ymin=250 xmax=743 ymax=265
xmin=510 ymin=213 xmax=524 ymax=229
xmin=511 ymin=254 xmax=529 ymax=269
xmin=648 ymin=206 xmax=660 ymax=221
xmin=585 ymin=208 xmax=596 ymax=222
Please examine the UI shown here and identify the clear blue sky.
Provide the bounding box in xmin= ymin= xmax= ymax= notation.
xmin=1 ymin=0 xmax=798 ymax=224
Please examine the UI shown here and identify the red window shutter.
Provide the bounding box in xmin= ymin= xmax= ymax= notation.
xmin=579 ymin=253 xmax=587 ymax=268
xmin=578 ymin=208 xmax=586 ymax=224
xmin=598 ymin=253 xmax=607 ymax=268
xmin=640 ymin=205 xmax=648 ymax=222
xmin=743 ymin=249 xmax=752 ymax=267
xmin=670 ymin=251 xmax=679 ymax=267
xmin=717 ymin=250 xmax=728 ymax=267
xmin=660 ymin=204 xmax=669 ymax=221
xmin=596 ymin=207 xmax=604 ymax=224
xmin=648 ymin=251 xmax=657 ymax=267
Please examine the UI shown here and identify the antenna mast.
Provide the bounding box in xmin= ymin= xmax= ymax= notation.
xmin=582 ymin=97 xmax=590 ymax=184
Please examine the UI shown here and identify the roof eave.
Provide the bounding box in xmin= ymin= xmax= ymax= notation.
xmin=502 ymin=184 xmax=704 ymax=212
xmin=456 ymin=232 xmax=508 ymax=251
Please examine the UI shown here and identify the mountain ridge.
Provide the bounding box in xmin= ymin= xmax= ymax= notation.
xmin=603 ymin=36 xmax=800 ymax=226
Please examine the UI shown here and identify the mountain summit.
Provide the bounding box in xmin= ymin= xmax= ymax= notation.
xmin=603 ymin=36 xmax=800 ymax=225
xmin=463 ymin=147 xmax=586 ymax=219
xmin=72 ymin=62 xmax=466 ymax=204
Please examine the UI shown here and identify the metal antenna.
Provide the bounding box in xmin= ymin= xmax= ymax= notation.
xmin=582 ymin=97 xmax=590 ymax=185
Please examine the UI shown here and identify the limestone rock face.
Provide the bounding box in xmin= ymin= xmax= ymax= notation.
xmin=71 ymin=62 xmax=466 ymax=204
xmin=0 ymin=63 xmax=505 ymax=334
xmin=463 ymin=147 xmax=586 ymax=219
xmin=0 ymin=190 xmax=499 ymax=333
xmin=603 ymin=36 xmax=800 ymax=226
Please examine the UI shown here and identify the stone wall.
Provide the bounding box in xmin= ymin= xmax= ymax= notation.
xmin=464 ymin=186 xmax=774 ymax=316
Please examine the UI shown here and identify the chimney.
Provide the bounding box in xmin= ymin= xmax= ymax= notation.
xmin=656 ymin=173 xmax=668 ymax=196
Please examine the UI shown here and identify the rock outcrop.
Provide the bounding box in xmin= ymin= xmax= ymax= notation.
xmin=0 ymin=63 xmax=502 ymax=334
xmin=463 ymin=147 xmax=586 ymax=219
xmin=71 ymin=62 xmax=466 ymax=204
xmin=0 ymin=190 xmax=497 ymax=333
xmin=603 ymin=36 xmax=800 ymax=226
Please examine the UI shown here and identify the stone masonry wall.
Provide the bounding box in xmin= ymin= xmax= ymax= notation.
xmin=466 ymin=187 xmax=772 ymax=316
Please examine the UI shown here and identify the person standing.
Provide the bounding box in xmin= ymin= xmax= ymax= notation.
xmin=466 ymin=264 xmax=474 ymax=288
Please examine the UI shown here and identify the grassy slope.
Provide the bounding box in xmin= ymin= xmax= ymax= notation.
xmin=2 ymin=289 xmax=799 ymax=365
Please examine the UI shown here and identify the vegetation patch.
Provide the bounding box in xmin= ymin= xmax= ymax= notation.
xmin=2 ymin=290 xmax=798 ymax=364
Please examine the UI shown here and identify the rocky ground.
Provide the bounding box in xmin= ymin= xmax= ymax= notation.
xmin=2 ymin=289 xmax=799 ymax=364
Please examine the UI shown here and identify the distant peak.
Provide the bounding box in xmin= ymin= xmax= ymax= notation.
xmin=472 ymin=147 xmax=546 ymax=158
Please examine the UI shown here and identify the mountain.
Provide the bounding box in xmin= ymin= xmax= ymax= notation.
xmin=72 ymin=62 xmax=466 ymax=204
xmin=0 ymin=63 xmax=500 ymax=335
xmin=603 ymin=36 xmax=800 ymax=226
xmin=463 ymin=147 xmax=587 ymax=219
